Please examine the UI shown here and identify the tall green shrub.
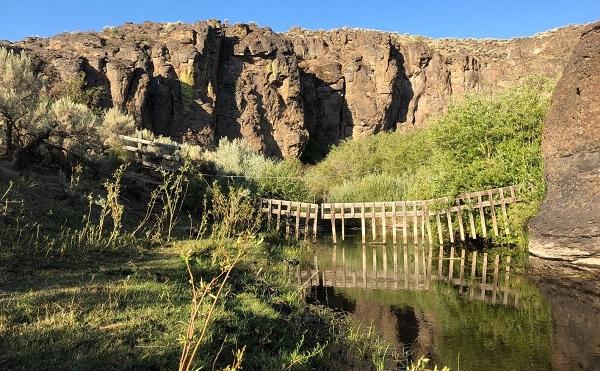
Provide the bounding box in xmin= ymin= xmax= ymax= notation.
xmin=306 ymin=78 xmax=554 ymax=246
xmin=0 ymin=47 xmax=42 ymax=157
xmin=203 ymin=138 xmax=310 ymax=201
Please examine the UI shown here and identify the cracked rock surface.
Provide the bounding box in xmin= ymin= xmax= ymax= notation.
xmin=6 ymin=20 xmax=584 ymax=159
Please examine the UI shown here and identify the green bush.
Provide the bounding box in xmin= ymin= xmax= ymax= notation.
xmin=327 ymin=174 xmax=408 ymax=202
xmin=306 ymin=78 xmax=554 ymax=246
xmin=305 ymin=129 xmax=431 ymax=199
xmin=203 ymin=138 xmax=272 ymax=177
xmin=202 ymin=138 xmax=310 ymax=201
xmin=99 ymin=108 xmax=136 ymax=150
xmin=256 ymin=158 xmax=311 ymax=201
xmin=423 ymin=77 xmax=552 ymax=199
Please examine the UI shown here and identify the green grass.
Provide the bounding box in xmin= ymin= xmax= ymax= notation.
xmin=0 ymin=248 xmax=187 ymax=370
xmin=0 ymin=238 xmax=304 ymax=370
xmin=0 ymin=236 xmax=411 ymax=370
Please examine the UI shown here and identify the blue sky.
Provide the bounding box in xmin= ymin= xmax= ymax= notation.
xmin=1 ymin=0 xmax=599 ymax=41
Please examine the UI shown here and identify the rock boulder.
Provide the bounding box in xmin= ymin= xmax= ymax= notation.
xmin=529 ymin=22 xmax=600 ymax=264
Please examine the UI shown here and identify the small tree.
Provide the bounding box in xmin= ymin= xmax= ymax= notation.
xmin=0 ymin=47 xmax=42 ymax=157
xmin=11 ymin=97 xmax=101 ymax=169
xmin=47 ymin=97 xmax=100 ymax=155
xmin=50 ymin=71 xmax=104 ymax=108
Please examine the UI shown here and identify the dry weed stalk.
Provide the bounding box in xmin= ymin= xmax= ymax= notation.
xmin=209 ymin=184 xmax=262 ymax=240
xmin=134 ymin=164 xmax=189 ymax=242
xmin=178 ymin=237 xmax=252 ymax=371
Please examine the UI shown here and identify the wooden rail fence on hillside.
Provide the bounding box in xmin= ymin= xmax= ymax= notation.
xmin=119 ymin=135 xmax=182 ymax=169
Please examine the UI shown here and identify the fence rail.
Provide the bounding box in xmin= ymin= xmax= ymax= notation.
xmin=321 ymin=185 xmax=521 ymax=244
xmin=260 ymin=185 xmax=522 ymax=245
xmin=119 ymin=135 xmax=182 ymax=169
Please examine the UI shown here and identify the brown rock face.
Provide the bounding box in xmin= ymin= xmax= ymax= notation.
xmin=215 ymin=24 xmax=307 ymax=157
xmin=7 ymin=21 xmax=585 ymax=159
xmin=288 ymin=30 xmax=406 ymax=160
xmin=529 ymin=22 xmax=600 ymax=263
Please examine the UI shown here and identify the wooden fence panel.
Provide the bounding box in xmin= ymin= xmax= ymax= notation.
xmin=261 ymin=185 xmax=521 ymax=244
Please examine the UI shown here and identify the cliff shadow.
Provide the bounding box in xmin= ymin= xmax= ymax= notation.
xmin=299 ymin=70 xmax=352 ymax=164
xmin=214 ymin=35 xmax=242 ymax=145
xmin=144 ymin=72 xmax=181 ymax=135
xmin=81 ymin=57 xmax=112 ymax=109
xmin=386 ymin=46 xmax=413 ymax=130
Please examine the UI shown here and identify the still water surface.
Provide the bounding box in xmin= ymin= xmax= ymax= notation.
xmin=297 ymin=234 xmax=600 ymax=371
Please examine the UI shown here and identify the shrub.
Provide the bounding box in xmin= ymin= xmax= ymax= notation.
xmin=203 ymin=138 xmax=310 ymax=201
xmin=178 ymin=143 xmax=203 ymax=163
xmin=425 ymin=77 xmax=552 ymax=199
xmin=327 ymin=174 xmax=408 ymax=202
xmin=100 ymin=108 xmax=136 ymax=150
xmin=0 ymin=47 xmax=42 ymax=157
xmin=255 ymin=158 xmax=311 ymax=201
xmin=305 ymin=129 xmax=431 ymax=200
xmin=306 ymin=78 xmax=554 ymax=246
xmin=47 ymin=97 xmax=100 ymax=155
xmin=0 ymin=47 xmax=143 ymax=168
xmin=50 ymin=71 xmax=104 ymax=108
xmin=204 ymin=138 xmax=272 ymax=177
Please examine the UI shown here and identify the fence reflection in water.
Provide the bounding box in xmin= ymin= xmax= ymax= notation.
xmin=296 ymin=244 xmax=517 ymax=307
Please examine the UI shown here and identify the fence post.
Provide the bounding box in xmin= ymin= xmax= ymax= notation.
xmin=361 ymin=204 xmax=366 ymax=244
xmin=330 ymin=205 xmax=337 ymax=244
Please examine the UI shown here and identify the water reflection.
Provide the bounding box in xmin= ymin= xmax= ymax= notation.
xmin=297 ymin=239 xmax=557 ymax=370
xmin=299 ymin=243 xmax=519 ymax=307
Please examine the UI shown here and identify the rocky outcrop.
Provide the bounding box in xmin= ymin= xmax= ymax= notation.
xmin=17 ymin=21 xmax=223 ymax=148
xmin=287 ymin=29 xmax=406 ymax=160
xmin=215 ymin=24 xmax=307 ymax=157
xmin=529 ymin=22 xmax=600 ymax=265
xmin=7 ymin=21 xmax=585 ymax=159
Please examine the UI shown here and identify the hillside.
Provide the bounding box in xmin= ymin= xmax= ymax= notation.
xmin=3 ymin=21 xmax=586 ymax=160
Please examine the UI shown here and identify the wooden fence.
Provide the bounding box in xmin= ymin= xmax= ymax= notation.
xmin=119 ymin=135 xmax=181 ymax=169
xmin=320 ymin=185 xmax=520 ymax=244
xmin=260 ymin=199 xmax=319 ymax=240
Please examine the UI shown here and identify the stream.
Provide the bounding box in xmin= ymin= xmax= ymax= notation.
xmin=296 ymin=234 xmax=600 ymax=370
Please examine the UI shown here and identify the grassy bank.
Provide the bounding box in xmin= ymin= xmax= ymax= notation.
xmin=0 ymin=167 xmax=407 ymax=370
xmin=0 ymin=239 xmax=322 ymax=370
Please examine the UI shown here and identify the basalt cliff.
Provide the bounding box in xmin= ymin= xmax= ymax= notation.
xmin=529 ymin=22 xmax=600 ymax=265
xmin=2 ymin=21 xmax=585 ymax=160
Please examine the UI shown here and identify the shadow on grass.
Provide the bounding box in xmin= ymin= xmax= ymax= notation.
xmin=0 ymin=242 xmax=335 ymax=370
